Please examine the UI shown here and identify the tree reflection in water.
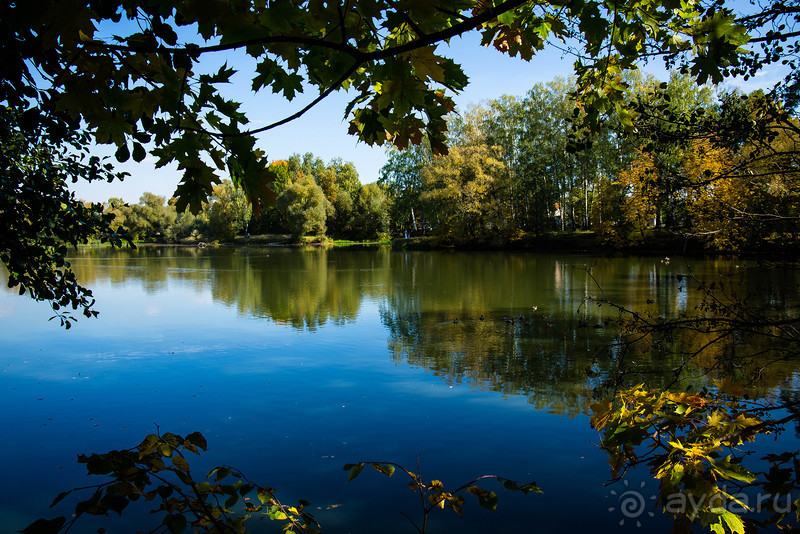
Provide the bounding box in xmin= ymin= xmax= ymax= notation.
xmin=65 ymin=246 xmax=800 ymax=415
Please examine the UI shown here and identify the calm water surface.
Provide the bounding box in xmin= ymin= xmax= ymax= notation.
xmin=1 ymin=247 xmax=798 ymax=533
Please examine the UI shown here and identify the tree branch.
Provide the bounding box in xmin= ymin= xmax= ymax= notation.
xmin=79 ymin=0 xmax=529 ymax=63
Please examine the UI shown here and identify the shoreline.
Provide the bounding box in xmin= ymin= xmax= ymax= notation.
xmin=82 ymin=230 xmax=800 ymax=260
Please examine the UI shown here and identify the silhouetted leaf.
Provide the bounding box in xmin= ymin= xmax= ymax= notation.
xmin=163 ymin=513 xmax=187 ymax=534
xmin=17 ymin=517 xmax=66 ymax=534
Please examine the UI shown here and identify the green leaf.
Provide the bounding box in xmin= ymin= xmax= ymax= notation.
xmin=711 ymin=457 xmax=756 ymax=483
xmin=369 ymin=463 xmax=395 ymax=477
xmin=172 ymin=455 xmax=189 ymax=472
xmin=186 ymin=432 xmax=208 ymax=451
xmin=137 ymin=434 xmax=160 ymax=456
xmin=93 ymin=114 xmax=133 ymax=145
xmin=199 ymin=63 xmax=236 ymax=84
xmin=211 ymin=466 xmax=231 ymax=482
xmin=162 ymin=433 xmax=183 ymax=447
xmin=497 ymin=9 xmax=517 ymax=26
xmin=257 ymin=489 xmax=274 ymax=505
xmin=225 ymin=494 xmax=240 ymax=508
xmin=467 ymin=486 xmax=499 ymax=510
xmin=441 ymin=59 xmax=469 ymax=91
xmin=500 ymin=479 xmax=542 ymax=494
xmin=478 ymin=490 xmax=499 ymax=510
xmin=269 ymin=509 xmax=288 ymax=520
xmin=346 ymin=463 xmax=365 ymax=481
xmin=719 ymin=510 xmax=745 ymax=534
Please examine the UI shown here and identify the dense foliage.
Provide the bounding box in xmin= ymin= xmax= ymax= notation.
xmin=22 ymin=430 xmax=540 ymax=534
xmin=100 ymin=73 xmax=800 ymax=252
xmin=0 ymin=101 xmax=130 ymax=327
xmin=591 ymin=383 xmax=800 ymax=534
xmin=380 ymin=73 xmax=800 ymax=251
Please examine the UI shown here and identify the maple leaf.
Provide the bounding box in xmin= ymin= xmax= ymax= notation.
xmin=404 ymin=47 xmax=446 ymax=83
xmin=491 ymin=24 xmax=539 ymax=61
xmin=386 ymin=116 xmax=426 ymax=150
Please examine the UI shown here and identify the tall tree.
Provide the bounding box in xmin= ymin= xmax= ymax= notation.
xmin=208 ymin=180 xmax=253 ymax=241
xmin=379 ymin=143 xmax=434 ymax=237
xmin=277 ymin=174 xmax=333 ymax=240
xmin=351 ymin=183 xmax=391 ymax=240
xmin=626 ymin=72 xmax=717 ymax=229
xmin=420 ymin=145 xmax=510 ymax=242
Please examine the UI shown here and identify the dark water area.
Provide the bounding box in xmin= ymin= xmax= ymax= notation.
xmin=1 ymin=246 xmax=798 ymax=533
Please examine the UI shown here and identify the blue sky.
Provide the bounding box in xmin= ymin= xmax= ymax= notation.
xmin=69 ymin=28 xmax=785 ymax=204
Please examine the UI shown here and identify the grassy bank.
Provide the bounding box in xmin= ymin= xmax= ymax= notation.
xmin=391 ymin=230 xmax=800 ymax=258
xmin=87 ymin=230 xmax=800 ymax=258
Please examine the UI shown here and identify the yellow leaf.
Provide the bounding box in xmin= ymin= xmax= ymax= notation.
xmin=589 ymin=399 xmax=614 ymax=429
xmin=707 ymin=410 xmax=725 ymax=427
xmin=734 ymin=414 xmax=762 ymax=428
xmin=665 ymin=392 xmax=707 ymax=407
xmin=668 ymin=440 xmax=687 ymax=451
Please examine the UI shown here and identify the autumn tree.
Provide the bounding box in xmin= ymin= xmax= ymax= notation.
xmin=449 ymin=79 xmax=631 ymax=234
xmin=599 ymin=75 xmax=800 ymax=251
xmin=385 ymin=80 xmax=627 ymax=237
xmin=420 ymin=145 xmax=510 ymax=243
xmin=681 ymin=138 xmax=750 ymax=249
xmin=593 ymin=146 xmax=658 ymax=245
xmin=680 ymin=95 xmax=800 ymax=251
xmin=626 ymin=72 xmax=717 ymax=229
xmin=585 ymin=78 xmax=800 ymax=534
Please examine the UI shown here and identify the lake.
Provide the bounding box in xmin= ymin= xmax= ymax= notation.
xmin=2 ymin=246 xmax=798 ymax=533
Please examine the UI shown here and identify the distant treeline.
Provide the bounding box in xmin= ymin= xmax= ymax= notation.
xmin=104 ymin=153 xmax=390 ymax=243
xmin=103 ymin=73 xmax=800 ymax=250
